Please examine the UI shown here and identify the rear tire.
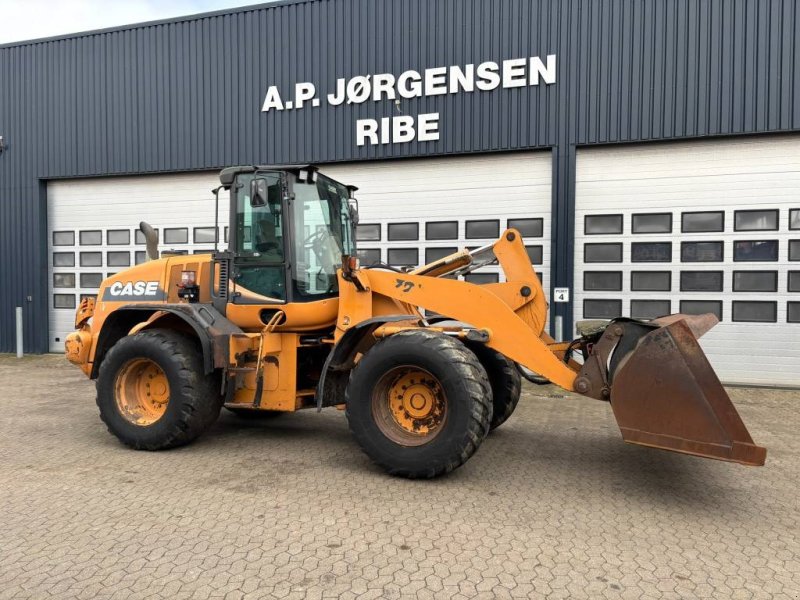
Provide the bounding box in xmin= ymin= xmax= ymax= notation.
xmin=469 ymin=344 xmax=522 ymax=430
xmin=96 ymin=329 xmax=223 ymax=450
xmin=345 ymin=330 xmax=492 ymax=478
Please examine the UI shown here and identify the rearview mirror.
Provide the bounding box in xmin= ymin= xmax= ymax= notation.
xmin=250 ymin=178 xmax=268 ymax=207
xmin=348 ymin=199 xmax=360 ymax=225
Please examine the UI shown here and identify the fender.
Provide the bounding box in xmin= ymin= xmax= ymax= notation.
xmin=315 ymin=314 xmax=420 ymax=410
xmin=91 ymin=303 xmax=243 ymax=378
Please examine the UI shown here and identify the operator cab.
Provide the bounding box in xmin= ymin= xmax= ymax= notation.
xmin=219 ymin=165 xmax=357 ymax=305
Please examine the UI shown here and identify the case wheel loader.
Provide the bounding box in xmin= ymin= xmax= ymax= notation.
xmin=65 ymin=165 xmax=766 ymax=478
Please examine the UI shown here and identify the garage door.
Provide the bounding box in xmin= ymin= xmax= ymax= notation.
xmin=575 ymin=136 xmax=800 ymax=386
xmin=48 ymin=152 xmax=552 ymax=352
xmin=48 ymin=172 xmax=226 ymax=352
xmin=323 ymin=152 xmax=552 ymax=315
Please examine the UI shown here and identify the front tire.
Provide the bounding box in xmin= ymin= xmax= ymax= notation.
xmin=345 ymin=330 xmax=492 ymax=478
xmin=96 ymin=329 xmax=223 ymax=450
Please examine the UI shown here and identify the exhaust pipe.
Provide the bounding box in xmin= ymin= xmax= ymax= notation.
xmin=139 ymin=221 xmax=159 ymax=261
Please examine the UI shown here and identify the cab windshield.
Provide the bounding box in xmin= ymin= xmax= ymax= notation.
xmin=291 ymin=174 xmax=356 ymax=298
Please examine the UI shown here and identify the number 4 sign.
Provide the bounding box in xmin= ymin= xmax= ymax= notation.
xmin=553 ymin=287 xmax=570 ymax=303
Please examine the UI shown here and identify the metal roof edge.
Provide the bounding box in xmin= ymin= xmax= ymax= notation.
xmin=0 ymin=0 xmax=318 ymax=50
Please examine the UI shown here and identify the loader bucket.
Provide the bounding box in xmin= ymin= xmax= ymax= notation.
xmin=576 ymin=315 xmax=766 ymax=466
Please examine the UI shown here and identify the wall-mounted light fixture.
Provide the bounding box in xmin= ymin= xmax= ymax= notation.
xmin=0 ymin=136 xmax=6 ymax=153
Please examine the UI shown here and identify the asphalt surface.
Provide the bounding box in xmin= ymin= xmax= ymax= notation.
xmin=1 ymin=354 xmax=798 ymax=599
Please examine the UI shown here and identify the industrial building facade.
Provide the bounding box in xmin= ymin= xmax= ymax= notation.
xmin=1 ymin=0 xmax=799 ymax=385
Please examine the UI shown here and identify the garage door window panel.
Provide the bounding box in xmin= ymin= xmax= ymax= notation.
xmin=584 ymin=243 xmax=623 ymax=263
xmin=388 ymin=248 xmax=418 ymax=267
xmin=632 ymin=213 xmax=672 ymax=234
xmin=53 ymin=252 xmax=75 ymax=267
xmin=356 ymin=224 xmax=381 ymax=241
xmin=388 ymin=223 xmax=419 ymax=241
xmin=53 ymin=273 xmax=75 ymax=288
xmin=508 ymin=218 xmax=543 ymax=238
xmin=732 ymin=301 xmax=777 ymax=323
xmin=584 ymin=271 xmax=622 ymax=291
xmin=791 ymin=209 xmax=800 ymax=230
xmin=53 ymin=231 xmax=74 ymax=246
xmin=682 ymin=211 xmax=724 ymax=233
xmin=80 ymin=252 xmax=102 ymax=267
xmin=164 ymin=228 xmax=189 ymax=244
xmin=631 ymin=271 xmax=671 ymax=291
xmin=631 ymin=300 xmax=671 ymax=320
xmin=107 ymin=230 xmax=130 ymax=245
xmin=425 ymin=247 xmax=458 ymax=263
xmin=734 ymin=209 xmax=778 ymax=232
xmin=357 ymin=248 xmax=381 ymax=265
xmin=681 ymin=241 xmax=723 ymax=262
xmin=789 ymin=302 xmax=800 ymax=323
xmin=136 ymin=229 xmax=159 ymax=244
xmin=80 ymin=273 xmax=103 ymax=288
xmin=680 ymin=300 xmax=723 ymax=320
xmin=789 ymin=272 xmax=800 ymax=293
xmin=107 ymin=252 xmax=131 ymax=267
xmin=194 ymin=227 xmax=217 ymax=243
xmin=54 ymin=294 xmax=76 ymax=309
xmin=425 ymin=221 xmax=458 ymax=240
xmin=525 ymin=245 xmax=543 ymax=264
xmin=789 ymin=240 xmax=800 ymax=261
xmin=79 ymin=230 xmax=102 ymax=245
xmin=733 ymin=240 xmax=778 ymax=262
xmin=465 ymin=220 xmax=500 ymax=239
xmin=585 ymin=214 xmax=623 ymax=235
xmin=680 ymin=271 xmax=724 ymax=292
xmin=632 ymin=242 xmax=672 ymax=262
xmin=465 ymin=272 xmax=499 ymax=284
xmin=584 ymin=299 xmax=622 ymax=319
xmin=733 ymin=271 xmax=778 ymax=292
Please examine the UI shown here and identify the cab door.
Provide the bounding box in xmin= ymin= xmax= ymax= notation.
xmin=229 ymin=172 xmax=289 ymax=305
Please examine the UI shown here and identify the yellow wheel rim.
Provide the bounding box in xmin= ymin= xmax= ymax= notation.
xmin=372 ymin=366 xmax=447 ymax=446
xmin=114 ymin=358 xmax=170 ymax=426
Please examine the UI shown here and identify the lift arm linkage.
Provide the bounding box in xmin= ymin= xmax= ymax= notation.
xmin=343 ymin=230 xmax=579 ymax=391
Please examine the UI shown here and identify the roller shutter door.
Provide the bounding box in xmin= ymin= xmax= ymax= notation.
xmin=575 ymin=136 xmax=800 ymax=386
xmin=320 ymin=151 xmax=553 ymax=309
xmin=47 ymin=172 xmax=225 ymax=353
xmin=48 ymin=151 xmax=552 ymax=352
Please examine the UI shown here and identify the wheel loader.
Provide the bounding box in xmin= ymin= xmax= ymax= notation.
xmin=64 ymin=165 xmax=766 ymax=477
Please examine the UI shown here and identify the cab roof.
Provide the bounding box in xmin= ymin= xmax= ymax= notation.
xmin=218 ymin=164 xmax=313 ymax=188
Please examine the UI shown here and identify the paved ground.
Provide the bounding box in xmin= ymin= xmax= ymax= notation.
xmin=0 ymin=354 xmax=798 ymax=600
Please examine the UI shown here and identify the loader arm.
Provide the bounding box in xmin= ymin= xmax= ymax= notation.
xmin=340 ymin=229 xmax=579 ymax=390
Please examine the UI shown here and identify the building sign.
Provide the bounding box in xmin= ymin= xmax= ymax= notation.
xmin=261 ymin=55 xmax=556 ymax=146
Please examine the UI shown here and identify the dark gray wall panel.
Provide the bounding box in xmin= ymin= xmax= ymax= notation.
xmin=1 ymin=0 xmax=799 ymax=351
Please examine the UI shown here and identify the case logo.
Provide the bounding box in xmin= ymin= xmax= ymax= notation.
xmin=102 ymin=281 xmax=165 ymax=301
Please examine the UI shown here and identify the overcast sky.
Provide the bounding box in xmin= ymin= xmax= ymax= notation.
xmin=0 ymin=0 xmax=273 ymax=44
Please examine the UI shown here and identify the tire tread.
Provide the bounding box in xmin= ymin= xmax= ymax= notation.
xmin=96 ymin=329 xmax=222 ymax=450
xmin=346 ymin=329 xmax=492 ymax=479
xmin=468 ymin=343 xmax=522 ymax=430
